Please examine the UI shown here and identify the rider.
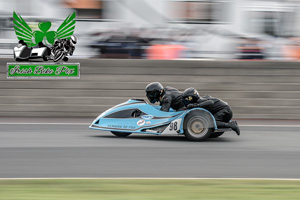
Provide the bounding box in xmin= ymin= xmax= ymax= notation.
xmin=51 ymin=35 xmax=77 ymax=61
xmin=145 ymin=82 xmax=185 ymax=112
xmin=182 ymin=87 xmax=240 ymax=135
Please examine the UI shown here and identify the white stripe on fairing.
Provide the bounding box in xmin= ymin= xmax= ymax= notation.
xmin=0 ymin=178 xmax=300 ymax=180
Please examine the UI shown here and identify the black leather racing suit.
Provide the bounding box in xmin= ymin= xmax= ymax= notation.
xmin=52 ymin=39 xmax=75 ymax=56
xmin=187 ymin=95 xmax=233 ymax=128
xmin=159 ymin=86 xmax=185 ymax=112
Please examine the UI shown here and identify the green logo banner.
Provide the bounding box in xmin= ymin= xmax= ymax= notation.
xmin=13 ymin=11 xmax=76 ymax=47
xmin=7 ymin=63 xmax=80 ymax=78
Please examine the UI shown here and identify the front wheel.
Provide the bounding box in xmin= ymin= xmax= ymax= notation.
xmin=53 ymin=50 xmax=65 ymax=62
xmin=183 ymin=115 xmax=213 ymax=141
xmin=111 ymin=131 xmax=132 ymax=137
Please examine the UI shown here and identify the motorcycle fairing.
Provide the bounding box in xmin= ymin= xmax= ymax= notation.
xmin=89 ymin=99 xmax=217 ymax=135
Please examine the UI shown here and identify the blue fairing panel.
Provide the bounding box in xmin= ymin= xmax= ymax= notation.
xmin=89 ymin=99 xmax=217 ymax=134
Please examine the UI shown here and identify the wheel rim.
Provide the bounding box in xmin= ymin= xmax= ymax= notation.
xmin=187 ymin=117 xmax=208 ymax=138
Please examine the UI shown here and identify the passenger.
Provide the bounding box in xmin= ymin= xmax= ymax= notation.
xmin=145 ymin=82 xmax=185 ymax=112
xmin=182 ymin=87 xmax=240 ymax=135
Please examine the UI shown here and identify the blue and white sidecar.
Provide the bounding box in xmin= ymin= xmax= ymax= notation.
xmin=89 ymin=99 xmax=231 ymax=141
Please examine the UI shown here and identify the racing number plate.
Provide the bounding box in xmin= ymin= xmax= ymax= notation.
xmin=162 ymin=118 xmax=182 ymax=135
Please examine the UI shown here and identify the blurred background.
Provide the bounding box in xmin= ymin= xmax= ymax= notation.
xmin=2 ymin=0 xmax=300 ymax=60
xmin=1 ymin=0 xmax=300 ymax=120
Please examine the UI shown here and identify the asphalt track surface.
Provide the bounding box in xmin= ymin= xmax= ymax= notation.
xmin=0 ymin=124 xmax=299 ymax=178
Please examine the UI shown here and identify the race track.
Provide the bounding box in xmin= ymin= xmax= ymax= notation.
xmin=0 ymin=124 xmax=299 ymax=178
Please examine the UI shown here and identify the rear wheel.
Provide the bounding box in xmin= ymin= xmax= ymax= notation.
xmin=111 ymin=131 xmax=132 ymax=137
xmin=63 ymin=57 xmax=69 ymax=62
xmin=184 ymin=114 xmax=213 ymax=141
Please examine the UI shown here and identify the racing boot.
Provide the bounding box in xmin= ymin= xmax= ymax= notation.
xmin=229 ymin=121 xmax=240 ymax=136
xmin=216 ymin=121 xmax=240 ymax=136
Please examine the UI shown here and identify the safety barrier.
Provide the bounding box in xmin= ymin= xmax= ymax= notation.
xmin=1 ymin=58 xmax=300 ymax=119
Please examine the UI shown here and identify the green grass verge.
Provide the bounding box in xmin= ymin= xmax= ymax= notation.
xmin=0 ymin=179 xmax=300 ymax=200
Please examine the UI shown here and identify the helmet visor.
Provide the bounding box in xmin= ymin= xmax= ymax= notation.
xmin=146 ymin=90 xmax=160 ymax=103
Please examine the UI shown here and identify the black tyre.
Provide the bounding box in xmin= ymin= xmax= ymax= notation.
xmin=111 ymin=131 xmax=132 ymax=137
xmin=53 ymin=51 xmax=65 ymax=62
xmin=209 ymin=132 xmax=224 ymax=138
xmin=43 ymin=56 xmax=48 ymax=61
xmin=63 ymin=57 xmax=69 ymax=62
xmin=183 ymin=114 xmax=213 ymax=141
xmin=16 ymin=58 xmax=28 ymax=62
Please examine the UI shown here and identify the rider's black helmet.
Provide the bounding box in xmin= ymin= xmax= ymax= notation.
xmin=70 ymin=35 xmax=77 ymax=45
xmin=182 ymin=87 xmax=200 ymax=106
xmin=145 ymin=82 xmax=163 ymax=103
xmin=19 ymin=40 xmax=27 ymax=46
